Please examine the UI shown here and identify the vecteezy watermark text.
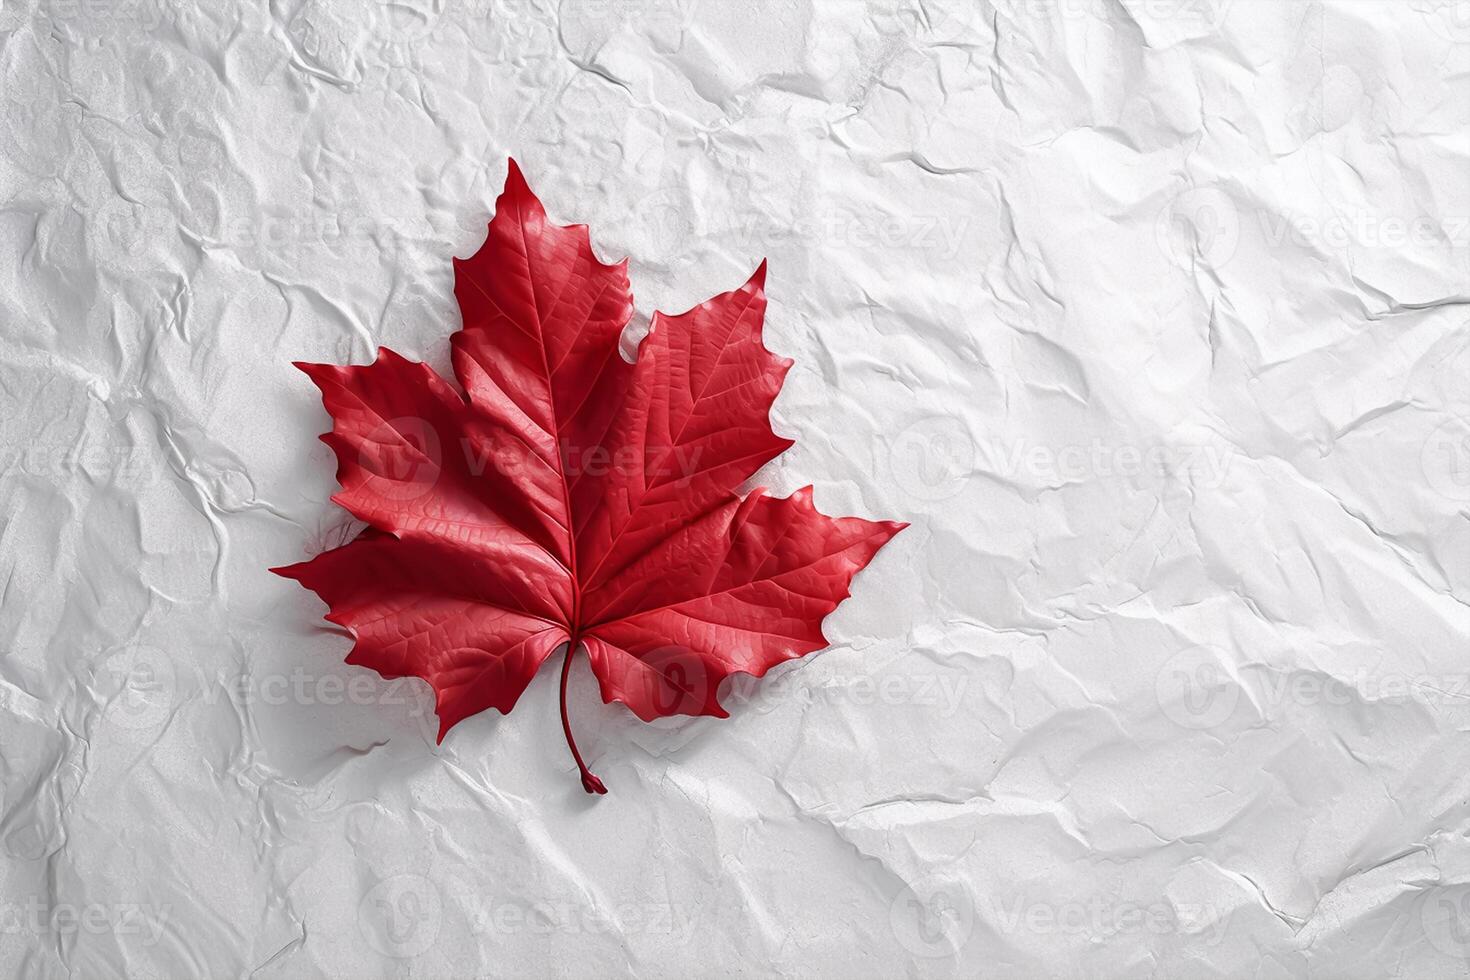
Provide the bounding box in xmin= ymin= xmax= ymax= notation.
xmin=722 ymin=668 xmax=970 ymax=718
xmin=1157 ymin=645 xmax=1470 ymax=731
xmin=978 ymin=437 xmax=1234 ymax=487
xmin=1 ymin=444 xmax=153 ymax=482
xmin=467 ymin=898 xmax=693 ymax=940
xmin=0 ymin=898 xmax=171 ymax=947
xmin=986 ymin=893 xmax=1231 ymax=945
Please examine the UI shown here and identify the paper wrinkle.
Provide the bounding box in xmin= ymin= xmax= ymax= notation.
xmin=1 ymin=0 xmax=1468 ymax=976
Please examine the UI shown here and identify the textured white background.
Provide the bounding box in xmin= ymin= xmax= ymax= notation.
xmin=2 ymin=0 xmax=1470 ymax=976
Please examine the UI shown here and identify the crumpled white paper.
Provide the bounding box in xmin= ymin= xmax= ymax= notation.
xmin=1 ymin=0 xmax=1469 ymax=976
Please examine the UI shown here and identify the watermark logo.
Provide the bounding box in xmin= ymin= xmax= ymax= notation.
xmin=1422 ymin=415 xmax=1470 ymax=502
xmin=1423 ymin=885 xmax=1470 ymax=957
xmin=97 ymin=204 xmax=175 ymax=274
xmin=885 ymin=415 xmax=975 ymax=503
xmin=360 ymin=415 xmax=443 ymax=502
xmin=1156 ymin=645 xmax=1240 ymax=730
xmin=99 ymin=646 xmax=176 ymax=732
xmin=639 ymin=189 xmax=693 ymax=260
xmin=1414 ymin=0 xmax=1470 ymax=43
xmin=358 ymin=874 xmax=442 ymax=959
xmin=637 ymin=645 xmax=714 ymax=716
xmin=370 ymin=0 xmax=450 ymax=47
xmin=1157 ymin=187 xmax=1240 ymax=269
xmin=890 ymin=878 xmax=975 ymax=959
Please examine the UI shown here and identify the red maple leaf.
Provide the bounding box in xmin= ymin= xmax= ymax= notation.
xmin=273 ymin=161 xmax=905 ymax=793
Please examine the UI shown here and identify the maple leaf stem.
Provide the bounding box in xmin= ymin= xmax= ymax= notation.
xmin=560 ymin=640 xmax=607 ymax=795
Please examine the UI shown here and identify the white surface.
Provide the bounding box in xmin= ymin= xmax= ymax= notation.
xmin=2 ymin=0 xmax=1469 ymax=976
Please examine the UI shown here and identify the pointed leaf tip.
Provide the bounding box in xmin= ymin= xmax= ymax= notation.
xmin=502 ymin=157 xmax=534 ymax=200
